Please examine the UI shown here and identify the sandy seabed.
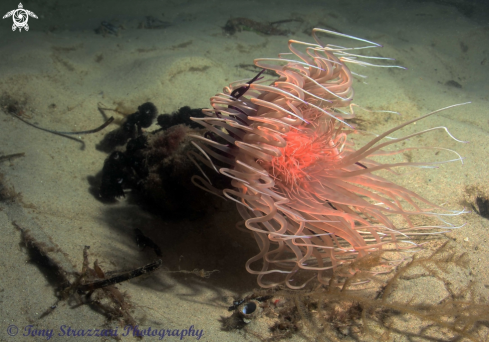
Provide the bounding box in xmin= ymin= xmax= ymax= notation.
xmin=0 ymin=0 xmax=488 ymax=341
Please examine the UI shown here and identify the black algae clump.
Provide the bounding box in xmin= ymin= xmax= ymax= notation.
xmin=124 ymin=102 xmax=158 ymax=133
xmin=97 ymin=102 xmax=158 ymax=152
xmin=96 ymin=104 xmax=228 ymax=219
xmin=99 ymin=151 xmax=129 ymax=199
xmin=157 ymin=106 xmax=206 ymax=130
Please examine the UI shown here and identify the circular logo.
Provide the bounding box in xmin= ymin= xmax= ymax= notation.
xmin=13 ymin=9 xmax=27 ymax=27
xmin=7 ymin=324 xmax=19 ymax=336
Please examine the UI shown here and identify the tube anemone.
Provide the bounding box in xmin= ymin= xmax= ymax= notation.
xmin=189 ymin=28 xmax=467 ymax=289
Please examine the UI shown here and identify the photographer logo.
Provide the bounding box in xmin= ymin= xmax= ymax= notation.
xmin=3 ymin=3 xmax=38 ymax=32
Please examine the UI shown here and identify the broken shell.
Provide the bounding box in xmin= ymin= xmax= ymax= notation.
xmin=238 ymin=300 xmax=259 ymax=323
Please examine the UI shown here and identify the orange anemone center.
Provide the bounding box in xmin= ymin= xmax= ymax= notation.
xmin=263 ymin=127 xmax=338 ymax=187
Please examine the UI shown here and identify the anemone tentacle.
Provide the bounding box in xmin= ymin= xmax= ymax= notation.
xmin=189 ymin=29 xmax=466 ymax=289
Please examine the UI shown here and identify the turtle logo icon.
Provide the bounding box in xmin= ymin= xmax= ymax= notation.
xmin=3 ymin=3 xmax=38 ymax=32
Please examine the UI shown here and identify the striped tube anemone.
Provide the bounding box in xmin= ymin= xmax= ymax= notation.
xmin=188 ymin=28 xmax=467 ymax=289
